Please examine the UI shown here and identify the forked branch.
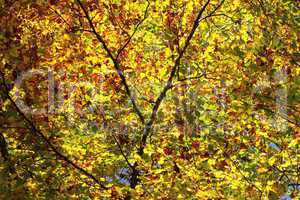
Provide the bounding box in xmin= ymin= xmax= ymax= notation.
xmin=138 ymin=0 xmax=225 ymax=155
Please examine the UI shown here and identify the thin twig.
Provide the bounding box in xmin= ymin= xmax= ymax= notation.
xmin=177 ymin=72 xmax=206 ymax=82
xmin=224 ymin=151 xmax=263 ymax=194
xmin=116 ymin=0 xmax=150 ymax=59
xmin=49 ymin=6 xmax=71 ymax=27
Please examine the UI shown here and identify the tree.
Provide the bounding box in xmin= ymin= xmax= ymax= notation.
xmin=0 ymin=0 xmax=299 ymax=199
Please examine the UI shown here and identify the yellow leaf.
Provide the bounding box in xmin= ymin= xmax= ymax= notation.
xmin=268 ymin=156 xmax=276 ymax=166
xmin=257 ymin=167 xmax=268 ymax=173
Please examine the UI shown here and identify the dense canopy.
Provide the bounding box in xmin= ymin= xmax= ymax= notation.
xmin=0 ymin=0 xmax=299 ymax=199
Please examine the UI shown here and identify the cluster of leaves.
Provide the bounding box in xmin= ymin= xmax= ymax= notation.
xmin=0 ymin=0 xmax=299 ymax=199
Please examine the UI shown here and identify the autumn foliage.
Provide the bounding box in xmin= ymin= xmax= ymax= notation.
xmin=0 ymin=0 xmax=299 ymax=199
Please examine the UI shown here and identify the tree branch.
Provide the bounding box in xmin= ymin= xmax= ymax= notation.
xmin=76 ymin=0 xmax=145 ymax=124
xmin=112 ymin=133 xmax=135 ymax=172
xmin=138 ymin=0 xmax=217 ymax=155
xmin=0 ymin=71 xmax=108 ymax=190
